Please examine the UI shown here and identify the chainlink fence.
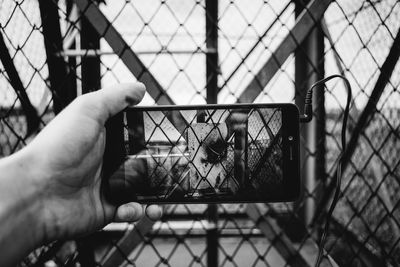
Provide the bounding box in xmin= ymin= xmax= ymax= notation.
xmin=1 ymin=0 xmax=400 ymax=266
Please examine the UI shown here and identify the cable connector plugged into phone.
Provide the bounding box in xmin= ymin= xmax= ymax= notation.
xmin=299 ymin=87 xmax=314 ymax=123
xmin=299 ymin=74 xmax=352 ymax=124
xmin=296 ymin=74 xmax=352 ymax=267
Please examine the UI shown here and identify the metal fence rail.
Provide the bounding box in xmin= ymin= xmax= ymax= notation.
xmin=1 ymin=0 xmax=400 ymax=266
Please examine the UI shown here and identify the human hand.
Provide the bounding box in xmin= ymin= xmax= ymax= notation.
xmin=24 ymin=83 xmax=162 ymax=242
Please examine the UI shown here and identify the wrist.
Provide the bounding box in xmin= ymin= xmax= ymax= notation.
xmin=0 ymin=148 xmax=47 ymax=248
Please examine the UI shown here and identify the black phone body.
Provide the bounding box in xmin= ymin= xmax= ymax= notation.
xmin=104 ymin=103 xmax=300 ymax=204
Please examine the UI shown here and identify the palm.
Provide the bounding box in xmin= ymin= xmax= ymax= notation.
xmin=30 ymin=104 xmax=115 ymax=239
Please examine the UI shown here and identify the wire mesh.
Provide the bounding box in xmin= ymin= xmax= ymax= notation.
xmin=0 ymin=0 xmax=400 ymax=266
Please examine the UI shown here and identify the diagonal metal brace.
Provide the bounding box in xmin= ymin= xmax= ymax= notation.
xmin=74 ymin=0 xmax=175 ymax=106
xmin=74 ymin=0 xmax=188 ymax=134
xmin=237 ymin=0 xmax=333 ymax=103
xmin=0 ymin=32 xmax=40 ymax=136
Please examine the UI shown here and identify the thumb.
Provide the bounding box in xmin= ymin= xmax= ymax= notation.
xmin=114 ymin=202 xmax=144 ymax=222
xmin=89 ymin=82 xmax=146 ymax=124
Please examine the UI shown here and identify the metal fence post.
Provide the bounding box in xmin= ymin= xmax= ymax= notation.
xmin=38 ymin=0 xmax=72 ymax=113
xmin=76 ymin=3 xmax=102 ymax=266
xmin=205 ymin=0 xmax=219 ymax=266
xmin=292 ymin=0 xmax=325 ymax=240
xmin=81 ymin=8 xmax=101 ymax=93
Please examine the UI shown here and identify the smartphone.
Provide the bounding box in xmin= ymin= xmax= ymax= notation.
xmin=103 ymin=103 xmax=300 ymax=205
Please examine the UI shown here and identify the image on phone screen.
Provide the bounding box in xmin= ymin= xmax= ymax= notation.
xmin=107 ymin=105 xmax=299 ymax=203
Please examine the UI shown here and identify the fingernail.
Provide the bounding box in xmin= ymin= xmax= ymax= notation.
xmin=126 ymin=83 xmax=146 ymax=105
xmin=137 ymin=82 xmax=145 ymax=89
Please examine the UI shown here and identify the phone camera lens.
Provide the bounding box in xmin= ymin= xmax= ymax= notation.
xmin=288 ymin=136 xmax=293 ymax=141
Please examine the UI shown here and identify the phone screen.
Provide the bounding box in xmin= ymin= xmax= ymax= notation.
xmin=107 ymin=105 xmax=299 ymax=203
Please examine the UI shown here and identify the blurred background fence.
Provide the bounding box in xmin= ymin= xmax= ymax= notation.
xmin=1 ymin=0 xmax=400 ymax=266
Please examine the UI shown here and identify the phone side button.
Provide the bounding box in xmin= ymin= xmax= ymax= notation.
xmin=289 ymin=147 xmax=293 ymax=160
